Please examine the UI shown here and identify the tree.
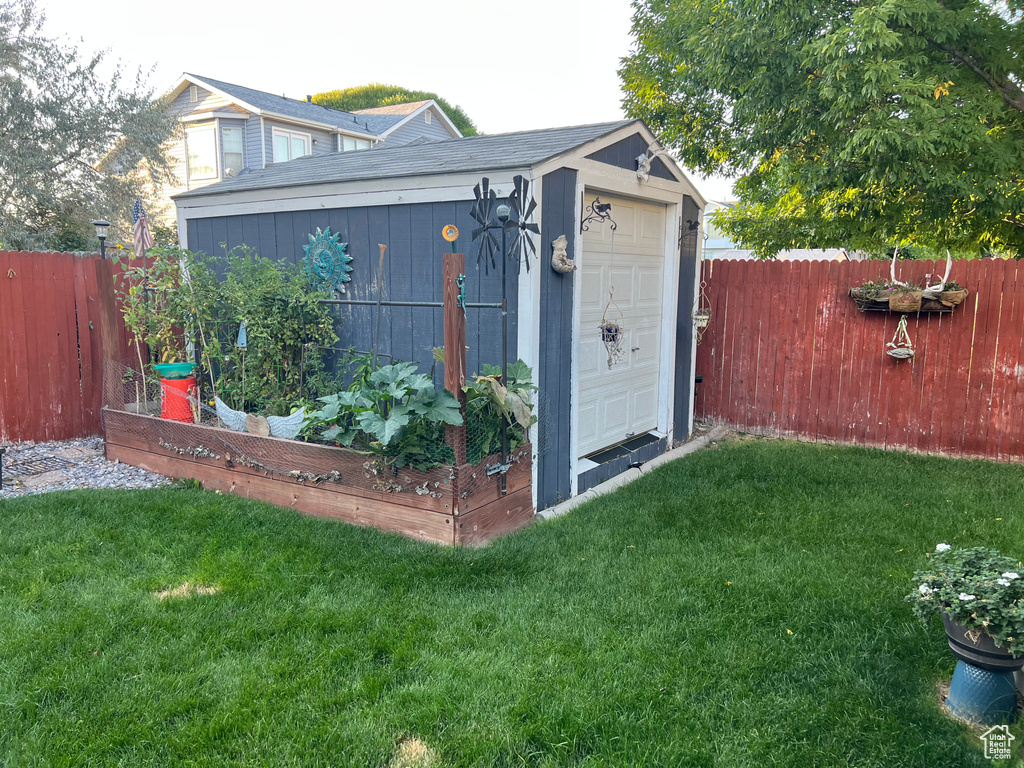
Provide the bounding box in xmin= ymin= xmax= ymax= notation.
xmin=0 ymin=0 xmax=176 ymax=251
xmin=312 ymin=84 xmax=479 ymax=136
xmin=620 ymin=0 xmax=1024 ymax=257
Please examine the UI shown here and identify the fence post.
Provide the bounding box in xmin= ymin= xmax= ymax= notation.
xmin=443 ymin=253 xmax=467 ymax=469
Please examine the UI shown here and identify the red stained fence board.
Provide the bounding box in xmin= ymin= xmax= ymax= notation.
xmin=694 ymin=258 xmax=1024 ymax=464
xmin=0 ymin=251 xmax=134 ymax=443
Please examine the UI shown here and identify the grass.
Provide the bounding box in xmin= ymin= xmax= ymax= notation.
xmin=2 ymin=438 xmax=1024 ymax=767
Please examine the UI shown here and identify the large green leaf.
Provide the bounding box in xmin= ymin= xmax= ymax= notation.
xmin=356 ymin=405 xmax=411 ymax=446
xmin=369 ymin=362 xmax=420 ymax=387
xmin=407 ymin=386 xmax=464 ymax=426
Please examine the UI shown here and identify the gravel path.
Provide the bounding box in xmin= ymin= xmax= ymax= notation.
xmin=0 ymin=437 xmax=169 ymax=499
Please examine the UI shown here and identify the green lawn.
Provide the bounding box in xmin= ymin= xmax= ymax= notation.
xmin=2 ymin=438 xmax=1024 ymax=767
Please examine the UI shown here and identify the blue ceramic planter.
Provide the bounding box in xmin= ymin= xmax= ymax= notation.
xmin=946 ymin=660 xmax=1018 ymax=726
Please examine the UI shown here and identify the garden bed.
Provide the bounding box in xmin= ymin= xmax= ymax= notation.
xmin=102 ymin=407 xmax=533 ymax=545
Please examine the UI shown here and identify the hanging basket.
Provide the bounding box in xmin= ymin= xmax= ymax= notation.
xmin=889 ymin=290 xmax=923 ymax=313
xmin=886 ymin=314 xmax=915 ymax=359
xmin=599 ymin=287 xmax=626 ymax=369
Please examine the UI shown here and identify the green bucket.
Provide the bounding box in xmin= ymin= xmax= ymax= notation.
xmin=153 ymin=362 xmax=197 ymax=380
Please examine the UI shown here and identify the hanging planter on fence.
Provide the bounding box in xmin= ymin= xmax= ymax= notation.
xmin=886 ymin=315 xmax=915 ymax=359
xmin=889 ymin=289 xmax=923 ymax=313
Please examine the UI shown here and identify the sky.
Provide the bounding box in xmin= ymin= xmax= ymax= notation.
xmin=39 ymin=0 xmax=735 ymax=201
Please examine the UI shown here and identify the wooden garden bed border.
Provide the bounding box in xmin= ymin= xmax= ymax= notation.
xmin=103 ymin=407 xmax=533 ymax=546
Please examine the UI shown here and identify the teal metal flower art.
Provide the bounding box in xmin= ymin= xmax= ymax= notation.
xmin=302 ymin=227 xmax=351 ymax=293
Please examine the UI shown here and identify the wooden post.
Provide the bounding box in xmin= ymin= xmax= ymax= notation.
xmin=443 ymin=253 xmax=467 ymax=469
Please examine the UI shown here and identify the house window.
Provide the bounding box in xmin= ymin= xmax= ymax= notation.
xmin=272 ymin=128 xmax=311 ymax=162
xmin=185 ymin=124 xmax=217 ymax=180
xmin=424 ymin=110 xmax=431 ymax=125
xmin=189 ymin=85 xmax=198 ymax=103
xmin=341 ymin=136 xmax=371 ymax=152
xmin=222 ymin=126 xmax=244 ymax=178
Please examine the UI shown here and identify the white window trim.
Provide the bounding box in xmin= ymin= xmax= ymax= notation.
xmin=271 ymin=127 xmax=312 ymax=162
xmin=184 ymin=122 xmax=219 ymax=182
xmin=338 ymin=134 xmax=372 ymax=152
xmin=221 ymin=122 xmax=245 ymax=178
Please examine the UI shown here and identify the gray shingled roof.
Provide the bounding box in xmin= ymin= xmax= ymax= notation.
xmin=175 ymin=121 xmax=635 ymax=199
xmin=188 ymin=74 xmax=405 ymax=135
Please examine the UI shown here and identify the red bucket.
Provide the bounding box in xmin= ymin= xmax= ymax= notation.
xmin=160 ymin=376 xmax=197 ymax=423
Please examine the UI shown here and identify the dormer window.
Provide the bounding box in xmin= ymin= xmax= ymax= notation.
xmin=190 ymin=84 xmax=198 ymax=103
xmin=272 ymin=128 xmax=311 ymax=162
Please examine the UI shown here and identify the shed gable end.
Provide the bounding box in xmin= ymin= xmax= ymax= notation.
xmin=585 ymin=133 xmax=676 ymax=182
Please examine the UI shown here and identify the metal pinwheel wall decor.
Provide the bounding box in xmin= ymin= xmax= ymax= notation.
xmin=469 ymin=175 xmax=540 ymax=273
xmin=302 ymin=227 xmax=352 ymax=293
xmin=504 ymin=175 xmax=540 ymax=271
xmin=469 ymin=177 xmax=501 ymax=272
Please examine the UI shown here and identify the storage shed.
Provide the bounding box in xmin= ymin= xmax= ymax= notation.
xmin=174 ymin=120 xmax=705 ymax=512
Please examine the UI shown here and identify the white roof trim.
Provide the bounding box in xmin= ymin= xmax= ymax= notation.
xmin=377 ymin=100 xmax=463 ymax=140
xmin=175 ymin=171 xmax=530 ymax=219
xmin=180 ymin=110 xmax=252 ymax=122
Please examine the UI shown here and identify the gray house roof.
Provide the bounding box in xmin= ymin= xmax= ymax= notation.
xmin=185 ymin=74 xmax=406 ymax=135
xmin=175 ymin=120 xmax=635 ymax=199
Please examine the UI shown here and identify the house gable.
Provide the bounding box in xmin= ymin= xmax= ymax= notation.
xmin=585 ymin=132 xmax=676 ymax=182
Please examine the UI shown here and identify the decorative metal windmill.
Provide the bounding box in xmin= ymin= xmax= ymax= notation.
xmin=469 ymin=178 xmax=501 ymax=272
xmin=468 ymin=175 xmax=540 ymax=495
xmin=503 ymin=175 xmax=540 ymax=271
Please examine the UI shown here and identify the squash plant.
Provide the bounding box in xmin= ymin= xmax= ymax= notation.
xmin=464 ymin=360 xmax=537 ymax=465
xmin=308 ymin=362 xmax=463 ymax=469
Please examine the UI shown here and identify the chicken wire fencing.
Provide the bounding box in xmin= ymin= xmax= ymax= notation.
xmin=101 ymin=359 xmax=533 ymax=504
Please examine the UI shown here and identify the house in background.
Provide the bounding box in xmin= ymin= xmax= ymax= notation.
xmin=703 ymin=200 xmax=858 ymax=261
xmin=153 ymin=74 xmax=462 ymax=222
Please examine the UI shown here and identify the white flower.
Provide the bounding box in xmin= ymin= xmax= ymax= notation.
xmin=1003 ymin=572 xmax=1020 ymax=580
xmin=998 ymin=579 xmax=1011 ymax=587
xmin=959 ymin=593 xmax=977 ymax=602
xmin=936 ymin=543 xmax=952 ymax=553
xmin=919 ymin=584 xmax=933 ymax=596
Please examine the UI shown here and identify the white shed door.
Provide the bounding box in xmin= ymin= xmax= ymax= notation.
xmin=577 ymin=194 xmax=667 ymax=457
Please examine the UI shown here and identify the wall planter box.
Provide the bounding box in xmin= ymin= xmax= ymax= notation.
xmin=102 ymin=408 xmax=533 ymax=546
xmin=848 ymin=288 xmax=969 ymax=314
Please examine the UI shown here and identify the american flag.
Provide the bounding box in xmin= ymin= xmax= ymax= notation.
xmin=133 ymin=199 xmax=154 ymax=259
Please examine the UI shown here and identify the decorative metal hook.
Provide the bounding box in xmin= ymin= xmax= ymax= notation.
xmin=581 ymin=197 xmax=617 ymax=234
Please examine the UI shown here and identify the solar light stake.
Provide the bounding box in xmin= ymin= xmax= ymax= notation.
xmin=91 ymin=219 xmax=111 ymax=259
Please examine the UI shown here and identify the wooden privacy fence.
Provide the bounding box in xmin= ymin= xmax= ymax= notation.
xmin=0 ymin=250 xmax=133 ymax=443
xmin=695 ymin=258 xmax=1024 ymax=462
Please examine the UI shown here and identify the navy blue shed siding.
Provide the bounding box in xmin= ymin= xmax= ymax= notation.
xmin=537 ymin=167 xmax=577 ymax=510
xmin=185 ymin=202 xmax=517 ymax=380
xmin=672 ymin=195 xmax=701 ymax=441
xmin=585 ymin=132 xmax=676 ymax=182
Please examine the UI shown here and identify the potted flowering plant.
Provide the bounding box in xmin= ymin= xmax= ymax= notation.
xmin=908 ymin=544 xmax=1024 ymax=671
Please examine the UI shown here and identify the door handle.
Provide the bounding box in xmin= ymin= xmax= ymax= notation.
xmin=631 ymin=346 xmax=640 ymax=352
